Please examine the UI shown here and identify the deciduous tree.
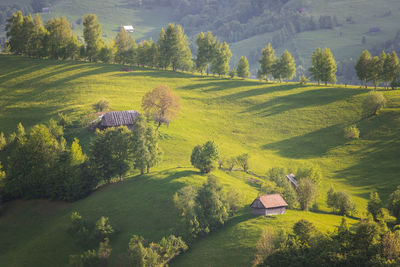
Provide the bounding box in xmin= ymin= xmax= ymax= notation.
xmin=141 ymin=85 xmax=180 ymax=129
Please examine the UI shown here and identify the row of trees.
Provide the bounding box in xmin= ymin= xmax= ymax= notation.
xmin=0 ymin=115 xmax=161 ymax=202
xmin=254 ymin=218 xmax=400 ymax=266
xmin=355 ymin=49 xmax=399 ymax=89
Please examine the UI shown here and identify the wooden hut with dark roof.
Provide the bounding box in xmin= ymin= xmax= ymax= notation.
xmin=250 ymin=194 xmax=288 ymax=215
xmin=100 ymin=111 xmax=139 ymax=130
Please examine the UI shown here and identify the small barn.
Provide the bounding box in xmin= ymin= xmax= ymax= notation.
xmin=100 ymin=111 xmax=139 ymax=129
xmin=250 ymin=194 xmax=288 ymax=216
xmin=286 ymin=173 xmax=298 ymax=188
xmin=123 ymin=25 xmax=135 ymax=33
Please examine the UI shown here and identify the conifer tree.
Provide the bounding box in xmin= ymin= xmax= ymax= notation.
xmin=320 ymin=48 xmax=337 ymax=85
xmin=210 ymin=42 xmax=232 ymax=77
xmin=21 ymin=14 xmax=35 ymax=55
xmin=277 ymin=50 xmax=296 ymax=82
xmin=258 ymin=43 xmax=277 ymax=81
xmin=83 ymin=14 xmax=102 ymax=62
xmin=115 ymin=28 xmax=135 ymax=64
xmin=5 ymin=11 xmax=24 ymax=54
xmin=309 ymin=48 xmax=323 ymax=85
xmin=29 ymin=14 xmax=48 ymax=58
xmin=383 ymin=51 xmax=400 ymax=88
xmin=196 ymin=31 xmax=217 ymax=75
xmin=236 ymin=56 xmax=250 ymax=78
xmin=157 ymin=27 xmax=169 ymax=69
xmin=355 ymin=50 xmax=373 ymax=88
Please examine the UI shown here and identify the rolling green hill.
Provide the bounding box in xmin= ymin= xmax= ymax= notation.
xmin=0 ymin=54 xmax=399 ymax=266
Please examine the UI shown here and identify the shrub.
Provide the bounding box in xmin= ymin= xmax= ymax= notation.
xmin=344 ymin=125 xmax=360 ymax=141
xmin=327 ymin=189 xmax=356 ymax=216
xmin=190 ymin=141 xmax=219 ymax=173
xmin=298 ymin=74 xmax=310 ymax=85
xmin=93 ymin=98 xmax=110 ymax=112
xmin=57 ymin=112 xmax=73 ymax=128
xmin=363 ymin=91 xmax=386 ymax=116
xmin=229 ymin=69 xmax=236 ymax=78
xmin=236 ymin=153 xmax=250 ymax=172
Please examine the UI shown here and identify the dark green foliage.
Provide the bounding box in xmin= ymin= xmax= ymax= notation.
xmin=355 ymin=49 xmax=373 ymax=88
xmin=257 ymin=218 xmax=400 ymax=266
xmin=368 ymin=192 xmax=384 ymax=221
xmin=196 ymin=32 xmax=218 ymax=75
xmin=89 ymin=126 xmax=133 ymax=182
xmin=296 ymin=178 xmax=317 ymax=211
xmin=293 ymin=219 xmax=316 ymax=245
xmin=210 ymin=42 xmax=232 ymax=76
xmin=389 ymin=186 xmax=400 ymax=223
xmin=82 ymin=14 xmax=102 ymax=62
xmin=57 ymin=112 xmax=73 ymax=128
xmin=272 ymin=50 xmax=296 ymax=82
xmin=261 ymin=167 xmax=297 ymax=209
xmin=128 ymin=234 xmax=188 ymax=266
xmin=236 ymin=153 xmax=250 ymax=172
xmin=193 ymin=176 xmax=229 ymax=236
xmin=309 ymin=47 xmax=337 ymax=85
xmin=131 ymin=116 xmax=162 ymax=175
xmin=326 ymin=189 xmax=356 ymax=216
xmin=236 ymin=56 xmax=250 ymax=78
xmin=93 ymin=98 xmax=110 ymax=112
xmin=0 ymin=122 xmax=96 ymax=201
xmin=157 ymin=23 xmax=193 ymax=71
xmin=68 ymin=212 xmax=115 ymax=249
xmin=258 ymin=43 xmax=277 ymax=81
xmin=190 ymin=141 xmax=219 ymax=173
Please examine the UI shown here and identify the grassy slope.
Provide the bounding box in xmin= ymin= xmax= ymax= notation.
xmin=0 ymin=55 xmax=399 ymax=266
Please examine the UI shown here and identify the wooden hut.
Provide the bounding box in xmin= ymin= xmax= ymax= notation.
xmin=100 ymin=111 xmax=139 ymax=129
xmin=250 ymin=194 xmax=288 ymax=216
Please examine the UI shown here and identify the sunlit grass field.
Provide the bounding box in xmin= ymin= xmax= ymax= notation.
xmin=0 ymin=55 xmax=399 ymax=266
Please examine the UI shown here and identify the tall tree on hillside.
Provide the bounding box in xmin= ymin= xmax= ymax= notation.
xmin=21 ymin=14 xmax=35 ymax=55
xmin=159 ymin=23 xmax=192 ymax=71
xmin=132 ymin=116 xmax=162 ymax=175
xmin=83 ymin=14 xmax=102 ymax=62
xmin=5 ymin=11 xmax=24 ymax=54
xmin=383 ymin=51 xmax=400 ymax=88
xmin=141 ymin=85 xmax=181 ymax=130
xmin=210 ymin=42 xmax=232 ymax=77
xmin=236 ymin=56 xmax=250 ymax=78
xmin=115 ymin=28 xmax=135 ymax=64
xmin=320 ymin=48 xmax=337 ymax=85
xmin=196 ymin=31 xmax=218 ymax=75
xmin=272 ymin=50 xmax=296 ymax=82
xmin=29 ymin=14 xmax=48 ymax=58
xmin=258 ymin=43 xmax=277 ymax=81
xmin=355 ymin=50 xmax=373 ymax=88
xmin=309 ymin=48 xmax=323 ymax=85
xmin=370 ymin=56 xmax=382 ymax=89
xmin=89 ymin=127 xmax=133 ymax=183
xmin=157 ymin=27 xmax=169 ymax=69
xmin=45 ymin=16 xmax=74 ymax=59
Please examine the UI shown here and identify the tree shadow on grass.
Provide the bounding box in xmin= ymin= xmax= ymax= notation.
xmin=244 ymin=87 xmax=367 ymax=116
xmin=111 ymin=68 xmax=199 ymax=80
xmin=179 ymin=79 xmax=261 ymax=92
xmin=262 ymin=124 xmax=345 ymax=159
xmin=216 ymin=83 xmax=300 ymax=101
xmin=331 ymin=110 xmax=400 ymax=200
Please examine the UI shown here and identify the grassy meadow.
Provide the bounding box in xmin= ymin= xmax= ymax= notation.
xmin=0 ymin=54 xmax=399 ymax=266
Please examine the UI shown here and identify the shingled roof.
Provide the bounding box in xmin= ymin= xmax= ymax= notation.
xmin=250 ymin=194 xmax=288 ymax=209
xmin=100 ymin=111 xmax=139 ymax=127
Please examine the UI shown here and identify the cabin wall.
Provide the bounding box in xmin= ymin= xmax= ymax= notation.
xmin=252 ymin=207 xmax=286 ymax=216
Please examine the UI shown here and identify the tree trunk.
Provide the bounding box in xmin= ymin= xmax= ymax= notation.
xmin=325 ymin=81 xmax=328 ymax=86
xmin=147 ymin=166 xmax=150 ymax=174
xmin=140 ymin=168 xmax=144 ymax=175
xmin=119 ymin=174 xmax=122 ymax=181
xmin=318 ymin=80 xmax=320 ymax=85
xmin=156 ymin=121 xmax=162 ymax=131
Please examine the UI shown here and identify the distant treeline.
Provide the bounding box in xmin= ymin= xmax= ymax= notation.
xmin=4 ymin=11 xmax=400 ymax=87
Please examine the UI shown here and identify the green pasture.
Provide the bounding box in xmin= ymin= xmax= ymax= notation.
xmin=0 ymin=55 xmax=399 ymax=266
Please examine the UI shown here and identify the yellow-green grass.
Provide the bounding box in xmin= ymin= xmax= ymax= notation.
xmin=0 ymin=55 xmax=399 ymax=266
